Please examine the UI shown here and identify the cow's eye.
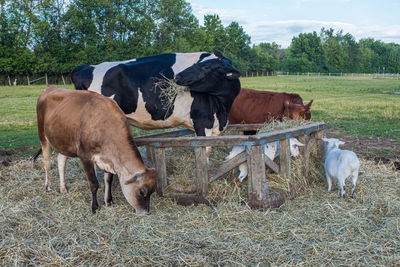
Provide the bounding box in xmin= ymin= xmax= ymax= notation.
xmin=139 ymin=189 xmax=145 ymax=197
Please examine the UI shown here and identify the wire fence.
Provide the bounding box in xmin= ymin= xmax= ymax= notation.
xmin=245 ymin=71 xmax=400 ymax=79
xmin=1 ymin=71 xmax=399 ymax=86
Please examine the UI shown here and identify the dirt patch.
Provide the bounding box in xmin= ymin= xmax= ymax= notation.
xmin=327 ymin=128 xmax=400 ymax=171
xmin=0 ymin=146 xmax=37 ymax=166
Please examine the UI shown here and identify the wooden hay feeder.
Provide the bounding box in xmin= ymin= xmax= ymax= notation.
xmin=131 ymin=120 xmax=327 ymax=209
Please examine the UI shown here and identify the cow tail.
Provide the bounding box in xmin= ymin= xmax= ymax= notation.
xmin=32 ymin=148 xmax=42 ymax=162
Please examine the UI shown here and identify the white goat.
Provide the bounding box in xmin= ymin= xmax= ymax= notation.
xmin=226 ymin=138 xmax=305 ymax=182
xmin=322 ymin=138 xmax=360 ymax=198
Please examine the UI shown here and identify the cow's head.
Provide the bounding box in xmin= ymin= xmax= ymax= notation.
xmin=121 ymin=168 xmax=157 ymax=215
xmin=283 ymin=99 xmax=313 ymax=120
xmin=174 ymin=51 xmax=241 ymax=94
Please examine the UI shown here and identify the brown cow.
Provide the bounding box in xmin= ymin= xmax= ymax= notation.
xmin=36 ymin=86 xmax=156 ymax=215
xmin=229 ymin=88 xmax=313 ymax=126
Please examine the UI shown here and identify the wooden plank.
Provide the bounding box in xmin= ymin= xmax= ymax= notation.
xmin=248 ymin=145 xmax=267 ymax=201
xmin=153 ymin=148 xmax=167 ymax=196
xmin=225 ymin=124 xmax=265 ymax=132
xmin=134 ymin=122 xmax=327 ymax=148
xmin=279 ymin=138 xmax=291 ymax=181
xmin=133 ymin=127 xmax=194 ymax=140
xmin=209 ymin=151 xmax=247 ymax=183
xmin=252 ymin=122 xmax=326 ymax=142
xmin=145 ymin=145 xmax=155 ymax=165
xmin=299 ymin=134 xmax=309 ymax=178
xmin=264 ymin=155 xmax=279 ymax=174
xmin=315 ymin=130 xmax=325 ymax=165
xmin=194 ymin=147 xmax=209 ymax=196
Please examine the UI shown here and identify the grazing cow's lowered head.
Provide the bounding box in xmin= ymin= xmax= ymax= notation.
xmin=36 ymin=87 xmax=157 ymax=214
xmin=283 ymin=99 xmax=313 ymax=120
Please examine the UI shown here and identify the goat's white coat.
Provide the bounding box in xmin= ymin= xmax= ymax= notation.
xmin=225 ymin=138 xmax=304 ymax=182
xmin=323 ymin=137 xmax=360 ymax=198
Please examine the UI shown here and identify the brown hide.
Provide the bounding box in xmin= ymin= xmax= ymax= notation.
xmin=228 ymin=88 xmax=313 ymax=124
xmin=36 ymin=86 xmax=156 ymax=214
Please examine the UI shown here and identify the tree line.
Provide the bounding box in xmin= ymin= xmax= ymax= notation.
xmin=1 ymin=0 xmax=399 ymax=78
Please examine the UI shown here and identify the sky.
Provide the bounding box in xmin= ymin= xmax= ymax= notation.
xmin=186 ymin=0 xmax=400 ymax=48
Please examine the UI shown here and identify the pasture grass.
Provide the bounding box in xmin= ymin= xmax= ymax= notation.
xmin=241 ymin=76 xmax=400 ymax=141
xmin=1 ymin=76 xmax=399 ymax=157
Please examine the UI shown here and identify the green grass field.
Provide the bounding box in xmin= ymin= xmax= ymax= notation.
xmin=1 ymin=76 xmax=399 ymax=157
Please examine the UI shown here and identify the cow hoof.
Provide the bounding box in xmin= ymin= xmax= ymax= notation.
xmin=104 ymin=200 xmax=114 ymax=206
xmin=136 ymin=210 xmax=150 ymax=216
xmin=60 ymin=187 xmax=68 ymax=194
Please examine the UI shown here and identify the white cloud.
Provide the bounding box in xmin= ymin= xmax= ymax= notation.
xmin=190 ymin=4 xmax=249 ymax=26
xmin=247 ymin=20 xmax=400 ymax=47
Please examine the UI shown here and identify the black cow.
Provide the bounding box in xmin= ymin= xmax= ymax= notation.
xmin=71 ymin=51 xmax=241 ymax=138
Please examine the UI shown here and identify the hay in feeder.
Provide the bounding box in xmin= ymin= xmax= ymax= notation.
xmin=257 ymin=118 xmax=311 ymax=134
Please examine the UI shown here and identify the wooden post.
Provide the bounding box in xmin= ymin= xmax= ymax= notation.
xmin=7 ymin=76 xmax=11 ymax=86
xmin=154 ymin=147 xmax=167 ymax=196
xmin=315 ymin=130 xmax=325 ymax=166
xmin=61 ymin=74 xmax=66 ymax=85
xmin=27 ymin=75 xmax=30 ymax=86
xmin=45 ymin=73 xmax=48 ymax=85
xmin=299 ymin=134 xmax=309 ymax=178
xmin=247 ymin=145 xmax=267 ymax=201
xmin=194 ymin=147 xmax=209 ymax=196
xmin=279 ymin=138 xmax=291 ymax=182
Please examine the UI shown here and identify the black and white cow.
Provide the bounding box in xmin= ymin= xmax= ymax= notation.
xmin=71 ymin=51 xmax=241 ymax=138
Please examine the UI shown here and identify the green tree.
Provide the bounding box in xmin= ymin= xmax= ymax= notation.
xmin=287 ymin=31 xmax=324 ymax=72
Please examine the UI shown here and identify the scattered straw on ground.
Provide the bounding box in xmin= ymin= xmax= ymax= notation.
xmin=1 ymin=147 xmax=399 ymax=265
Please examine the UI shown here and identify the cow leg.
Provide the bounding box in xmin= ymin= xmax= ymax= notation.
xmin=104 ymin=172 xmax=114 ymax=206
xmin=81 ymin=159 xmax=99 ymax=213
xmin=57 ymin=153 xmax=68 ymax=194
xmin=42 ymin=141 xmax=52 ymax=191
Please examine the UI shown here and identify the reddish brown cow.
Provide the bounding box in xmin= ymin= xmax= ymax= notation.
xmin=36 ymin=86 xmax=156 ymax=215
xmin=229 ymin=88 xmax=313 ymax=125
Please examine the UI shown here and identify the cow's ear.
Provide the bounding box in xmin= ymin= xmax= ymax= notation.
xmin=214 ymin=51 xmax=224 ymax=59
xmin=305 ymin=99 xmax=313 ymax=109
xmin=124 ymin=171 xmax=143 ymax=185
xmin=225 ymin=70 xmax=241 ymax=79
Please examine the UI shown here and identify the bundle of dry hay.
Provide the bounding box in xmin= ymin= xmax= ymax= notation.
xmin=152 ymin=75 xmax=187 ymax=116
xmin=257 ymin=118 xmax=311 ymax=134
xmin=1 ymin=155 xmax=399 ymax=265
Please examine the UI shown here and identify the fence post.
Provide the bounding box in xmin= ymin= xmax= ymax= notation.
xmin=279 ymin=137 xmax=291 ymax=183
xmin=154 ymin=147 xmax=167 ymax=196
xmin=247 ymin=145 xmax=267 ymax=202
xmin=45 ymin=73 xmax=48 ymax=85
xmin=27 ymin=75 xmax=30 ymax=86
xmin=194 ymin=146 xmax=209 ymax=196
xmin=7 ymin=76 xmax=11 ymax=86
xmin=61 ymin=74 xmax=66 ymax=85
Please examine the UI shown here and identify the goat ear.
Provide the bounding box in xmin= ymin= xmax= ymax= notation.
xmin=124 ymin=171 xmax=143 ymax=185
xmin=292 ymin=139 xmax=305 ymax=147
